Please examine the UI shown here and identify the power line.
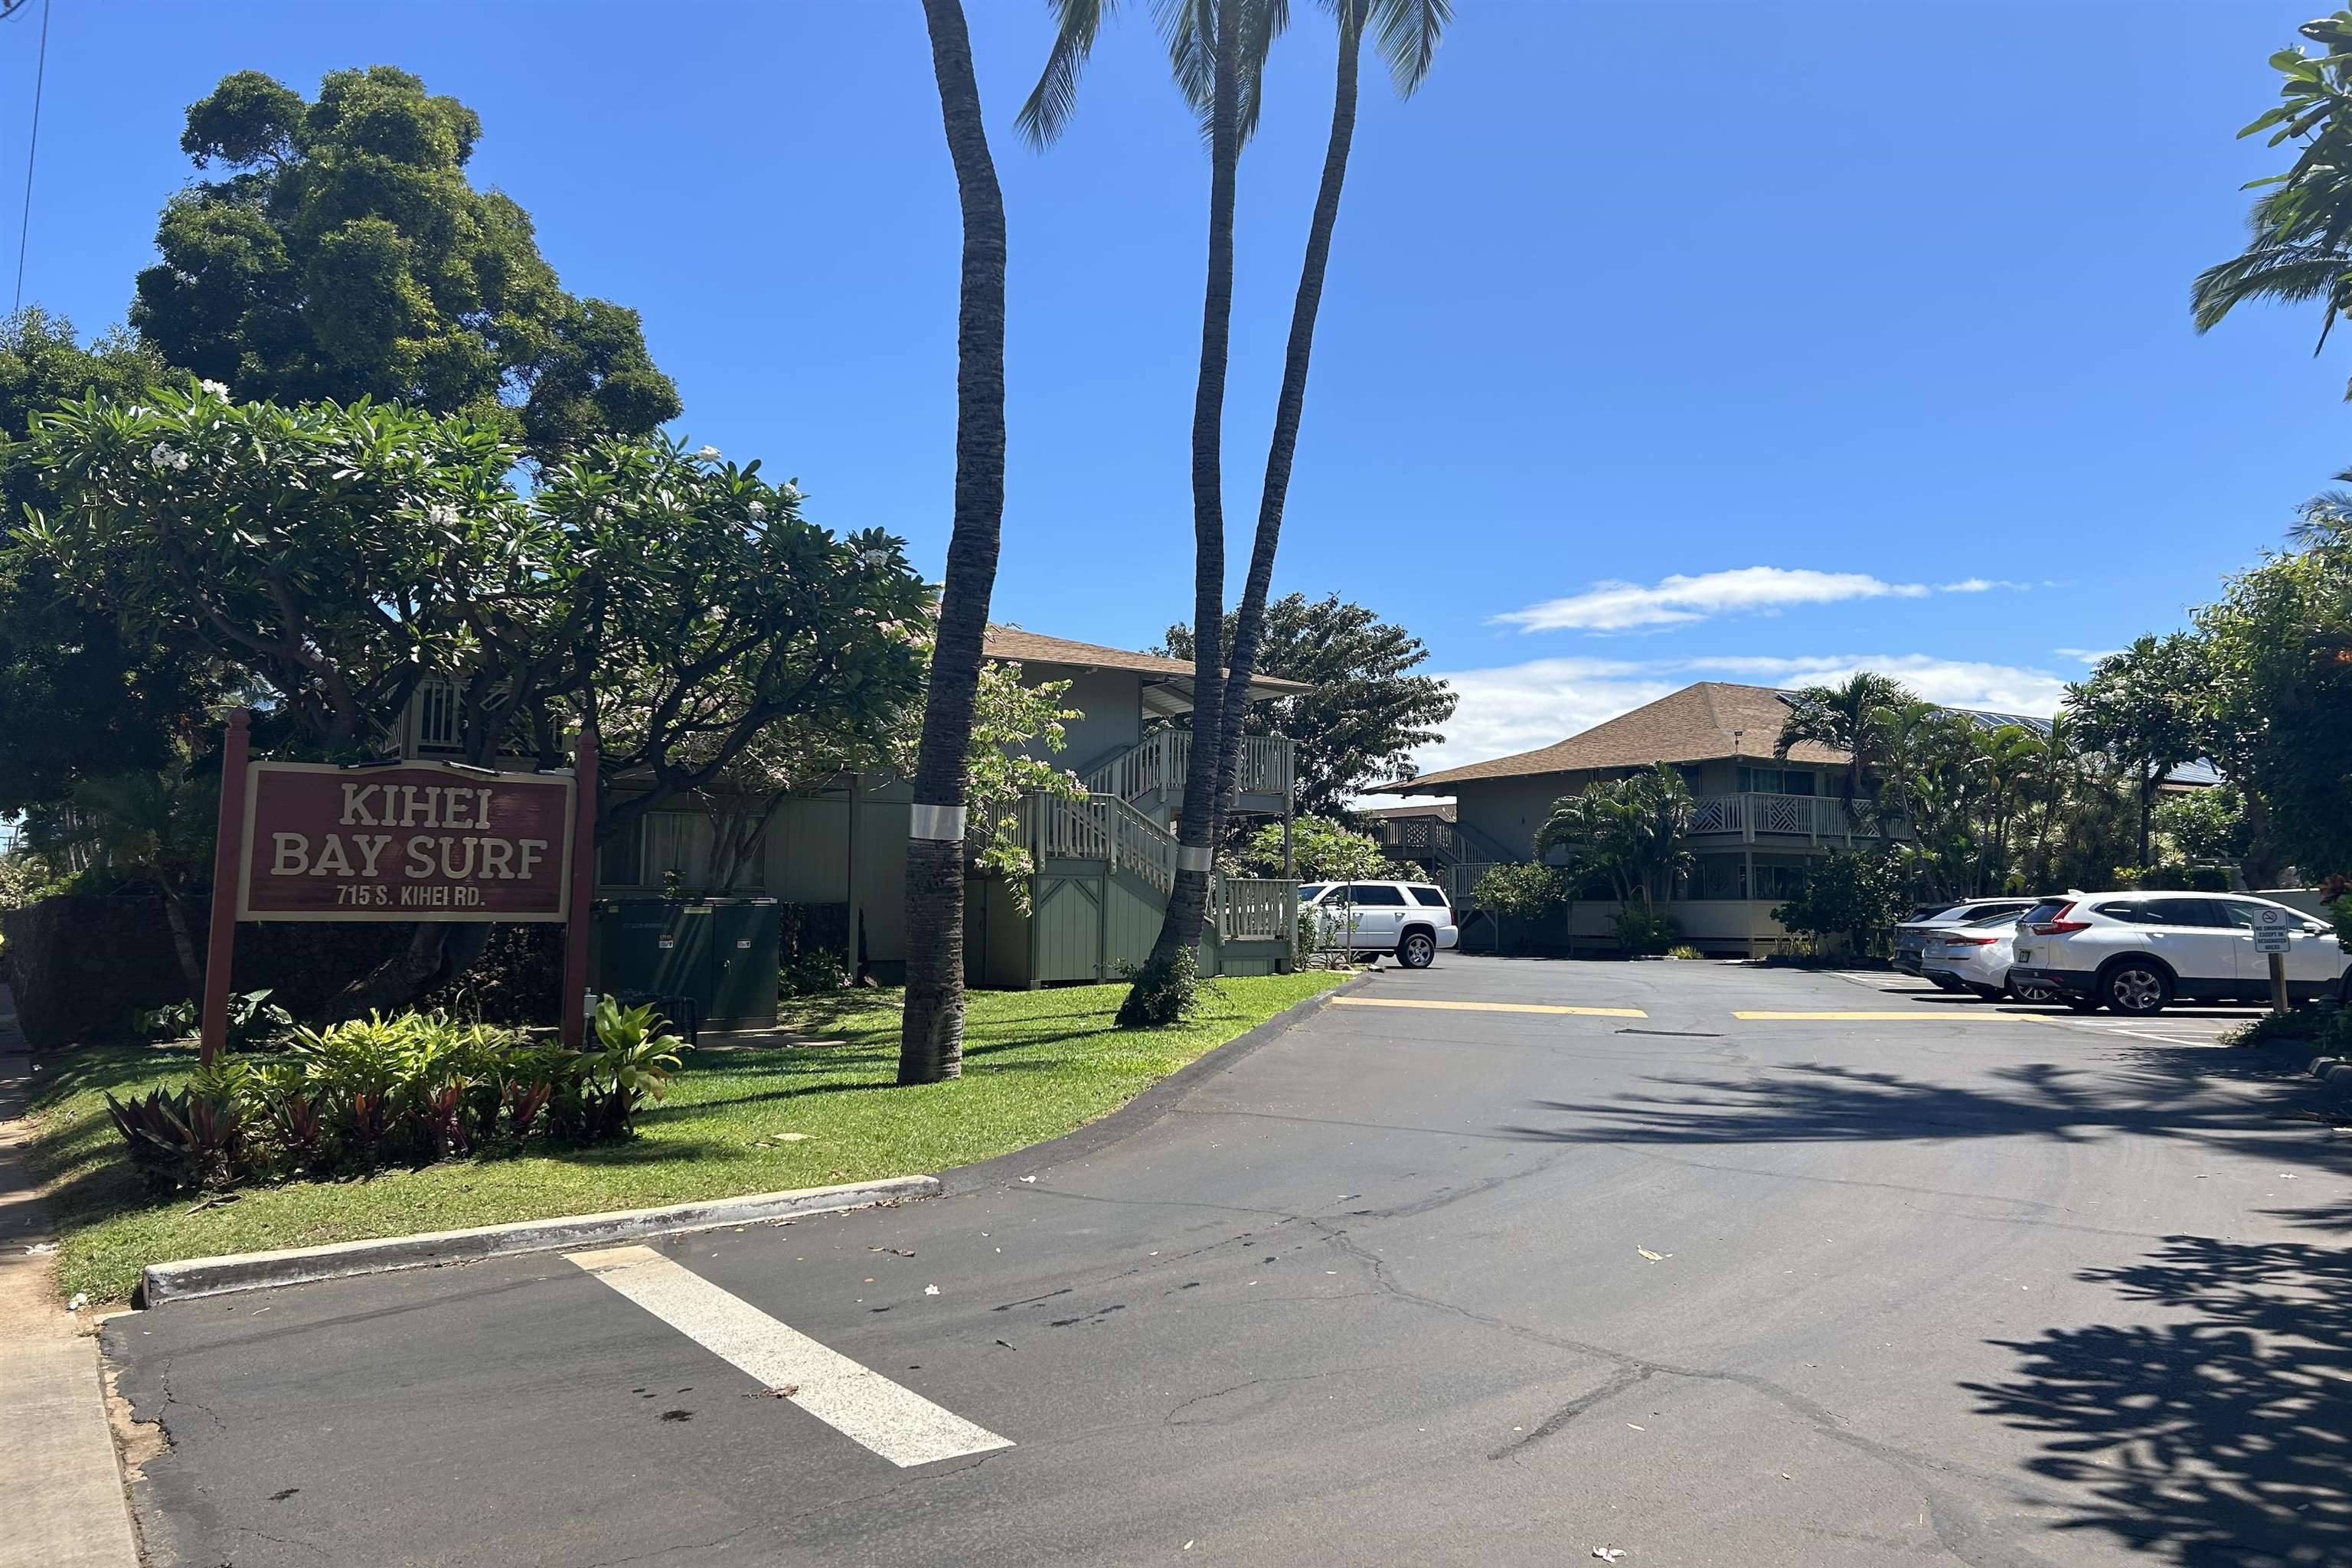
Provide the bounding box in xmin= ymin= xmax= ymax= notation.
xmin=13 ymin=0 xmax=51 ymax=312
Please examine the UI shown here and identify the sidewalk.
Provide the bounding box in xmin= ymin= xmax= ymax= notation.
xmin=0 ymin=983 xmax=142 ymax=1568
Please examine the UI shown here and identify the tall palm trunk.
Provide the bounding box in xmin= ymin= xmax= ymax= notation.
xmin=900 ymin=0 xmax=1010 ymax=1083
xmin=1210 ymin=4 xmax=1364 ymax=844
xmin=1120 ymin=0 xmax=1243 ymax=1027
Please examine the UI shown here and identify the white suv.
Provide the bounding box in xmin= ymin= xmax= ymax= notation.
xmin=2007 ymin=892 xmax=2350 ymax=1015
xmin=1300 ymin=880 xmax=1459 ymax=969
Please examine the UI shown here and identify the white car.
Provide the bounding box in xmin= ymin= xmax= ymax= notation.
xmin=1920 ymin=910 xmax=2057 ymax=1002
xmin=2007 ymin=891 xmax=2352 ymax=1015
xmin=1894 ymin=898 xmax=2040 ymax=981
xmin=1299 ymin=880 xmax=1459 ymax=969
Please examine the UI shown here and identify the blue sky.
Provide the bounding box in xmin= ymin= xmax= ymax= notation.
xmin=8 ymin=0 xmax=2347 ymax=773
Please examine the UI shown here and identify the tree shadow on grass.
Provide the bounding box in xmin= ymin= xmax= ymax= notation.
xmin=1963 ymin=1230 xmax=2352 ymax=1567
xmin=1504 ymin=1047 xmax=2351 ymax=1178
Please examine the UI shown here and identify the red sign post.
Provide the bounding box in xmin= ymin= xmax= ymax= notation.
xmin=198 ymin=714 xmax=596 ymax=1063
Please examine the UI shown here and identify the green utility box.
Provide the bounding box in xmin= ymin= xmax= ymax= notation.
xmin=595 ymin=897 xmax=782 ymax=1030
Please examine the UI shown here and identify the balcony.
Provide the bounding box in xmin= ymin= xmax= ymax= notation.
xmin=1687 ymin=792 xmax=1867 ymax=844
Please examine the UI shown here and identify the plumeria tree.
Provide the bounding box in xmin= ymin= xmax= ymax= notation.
xmin=15 ymin=387 xmax=929 ymax=1008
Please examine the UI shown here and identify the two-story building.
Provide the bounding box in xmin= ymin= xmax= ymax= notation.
xmin=1369 ymin=681 xmax=1898 ymax=956
xmin=582 ymin=627 xmax=1309 ymax=990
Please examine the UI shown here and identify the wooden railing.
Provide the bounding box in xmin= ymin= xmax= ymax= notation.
xmin=1371 ymin=815 xmax=1519 ymax=867
xmin=1687 ymin=793 xmax=1860 ymax=843
xmin=1018 ymin=792 xmax=1178 ymax=895
xmin=1214 ymin=877 xmax=1298 ymax=942
xmin=1080 ymin=730 xmax=1295 ymax=806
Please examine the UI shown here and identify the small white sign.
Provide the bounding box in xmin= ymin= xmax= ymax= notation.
xmin=2255 ymin=928 xmax=2292 ymax=954
xmin=2252 ymin=905 xmax=2294 ymax=929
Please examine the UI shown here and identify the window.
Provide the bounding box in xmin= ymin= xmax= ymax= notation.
xmin=1736 ymin=766 xmax=1818 ymax=796
xmin=1348 ymin=884 xmax=1406 ymax=906
xmin=1690 ymin=854 xmax=1746 ymax=900
xmin=2130 ymin=898 xmax=2227 ymax=928
xmin=1752 ymin=854 xmax=1811 ymax=900
xmin=2216 ymin=901 xmax=2259 ymax=929
xmin=1298 ymin=884 xmax=1328 ymax=903
xmin=1409 ymin=886 xmax=1449 ymax=906
xmin=601 ymin=810 xmax=766 ymax=892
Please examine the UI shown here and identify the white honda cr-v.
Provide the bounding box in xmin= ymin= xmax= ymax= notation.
xmin=2007 ymin=892 xmax=2350 ymax=1015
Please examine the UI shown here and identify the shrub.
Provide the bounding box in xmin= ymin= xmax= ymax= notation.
xmin=1117 ymin=946 xmax=1202 ymax=1027
xmin=100 ymin=1003 xmax=692 ymax=1191
xmin=1665 ymin=944 xmax=1705 ymax=960
xmin=2110 ymin=863 xmax=2233 ymax=893
xmin=779 ymin=947 xmax=850 ymax=998
xmin=1772 ymin=849 xmax=1913 ymax=957
xmin=1612 ymin=907 xmax=1678 ymax=956
xmin=134 ymin=989 xmax=294 ymax=1050
xmin=2223 ymin=1005 xmax=2351 ymax=1050
xmin=1471 ymin=863 xmax=1570 ymax=920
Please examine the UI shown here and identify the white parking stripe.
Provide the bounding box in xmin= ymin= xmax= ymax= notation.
xmin=568 ymin=1245 xmax=1012 ymax=1468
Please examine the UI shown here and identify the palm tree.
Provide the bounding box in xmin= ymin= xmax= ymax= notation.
xmin=899 ymin=0 xmax=1011 ymax=1085
xmin=1019 ymin=0 xmax=1266 ymax=1025
xmin=1773 ymin=673 xmax=1911 ymax=838
xmin=2193 ymin=11 xmax=2352 ymax=381
xmin=1208 ymin=0 xmax=1450 ymax=838
xmin=1535 ymin=766 xmax=1695 ymax=916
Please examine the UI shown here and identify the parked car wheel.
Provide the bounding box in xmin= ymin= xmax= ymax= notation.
xmin=2099 ymin=958 xmax=2173 ymax=1016
xmin=2007 ymin=977 xmax=2059 ymax=1004
xmin=1397 ymin=931 xmax=1436 ymax=969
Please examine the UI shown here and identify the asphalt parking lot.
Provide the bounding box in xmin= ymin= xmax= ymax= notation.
xmin=106 ymin=958 xmax=2347 ymax=1568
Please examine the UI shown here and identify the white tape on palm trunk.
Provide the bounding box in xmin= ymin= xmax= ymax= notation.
xmin=908 ymin=804 xmax=967 ymax=841
xmin=1176 ymin=846 xmax=1215 ymax=873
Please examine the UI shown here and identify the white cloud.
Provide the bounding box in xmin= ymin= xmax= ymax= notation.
xmin=1400 ymin=651 xmax=2072 ymax=783
xmin=1492 ymin=566 xmax=2027 ymax=634
xmin=2053 ymin=646 xmax=2122 ymax=665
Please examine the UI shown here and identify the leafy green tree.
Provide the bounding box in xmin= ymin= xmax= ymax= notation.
xmin=0 ymin=310 xmax=215 ymax=817
xmin=901 ymin=0 xmax=1014 ymax=1086
xmin=2193 ymin=9 xmax=2352 ymax=384
xmin=1239 ymin=812 xmax=1393 ymax=881
xmin=1770 ymin=848 xmax=1914 ymax=958
xmin=1161 ymin=593 xmax=1455 ymax=818
xmin=2154 ymin=782 xmax=2252 ymax=868
xmin=2064 ymin=633 xmax=2210 ymax=871
xmin=2194 ymin=505 xmax=2352 ymax=877
xmin=1467 ymin=861 xmax=1570 ymax=955
xmin=1774 ymin=672 xmax=1911 ymax=837
xmin=132 ymin=67 xmax=679 ymax=462
xmin=18 ymin=388 xmax=929 ymax=1008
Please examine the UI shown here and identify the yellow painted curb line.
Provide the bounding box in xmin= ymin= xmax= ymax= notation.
xmin=1333 ymin=997 xmax=1648 ymax=1018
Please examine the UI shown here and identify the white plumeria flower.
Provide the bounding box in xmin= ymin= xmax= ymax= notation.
xmin=426 ymin=504 xmax=461 ymax=528
xmin=746 ymin=501 xmax=767 ymax=521
xmin=780 ymin=482 xmax=802 ymax=501
xmin=197 ymin=379 xmax=230 ymax=397
xmin=694 ymin=444 xmax=722 ymax=461
xmin=148 ymin=442 xmax=191 ymax=472
xmin=858 ymin=547 xmax=892 ymax=568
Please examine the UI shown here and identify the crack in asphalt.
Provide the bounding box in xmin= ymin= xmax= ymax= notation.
xmin=1163 ymin=1370 xmax=1358 ymax=1426
xmin=1294 ymin=1217 xmax=2067 ymax=1567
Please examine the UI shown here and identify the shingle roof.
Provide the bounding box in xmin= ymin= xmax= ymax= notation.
xmin=1378 ymin=682 xmax=1847 ymax=792
xmin=982 ymin=626 xmax=1314 ymax=696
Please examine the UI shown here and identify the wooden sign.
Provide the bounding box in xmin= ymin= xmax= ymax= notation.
xmin=235 ymin=761 xmax=576 ymax=923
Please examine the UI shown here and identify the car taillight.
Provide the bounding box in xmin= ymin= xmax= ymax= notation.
xmin=1946 ymin=936 xmax=1998 ymax=946
xmin=2030 ymin=902 xmax=2089 ymax=936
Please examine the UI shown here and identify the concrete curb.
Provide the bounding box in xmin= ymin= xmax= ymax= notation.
xmin=137 ymin=1175 xmax=939 ymax=1307
xmin=941 ymin=968 xmax=1376 ymax=1196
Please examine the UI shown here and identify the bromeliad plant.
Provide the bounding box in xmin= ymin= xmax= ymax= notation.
xmin=101 ymin=1003 xmax=691 ymax=1192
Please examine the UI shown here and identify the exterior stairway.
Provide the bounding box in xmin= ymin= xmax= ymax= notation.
xmin=1004 ymin=731 xmax=1299 ymax=982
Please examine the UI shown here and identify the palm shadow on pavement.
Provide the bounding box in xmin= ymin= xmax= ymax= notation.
xmin=1963 ymin=1227 xmax=2350 ymax=1567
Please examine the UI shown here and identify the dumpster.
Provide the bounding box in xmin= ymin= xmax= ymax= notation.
xmin=595 ymin=897 xmax=781 ymax=1030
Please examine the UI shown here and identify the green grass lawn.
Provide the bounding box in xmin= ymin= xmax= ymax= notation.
xmin=26 ymin=973 xmax=1341 ymax=1305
